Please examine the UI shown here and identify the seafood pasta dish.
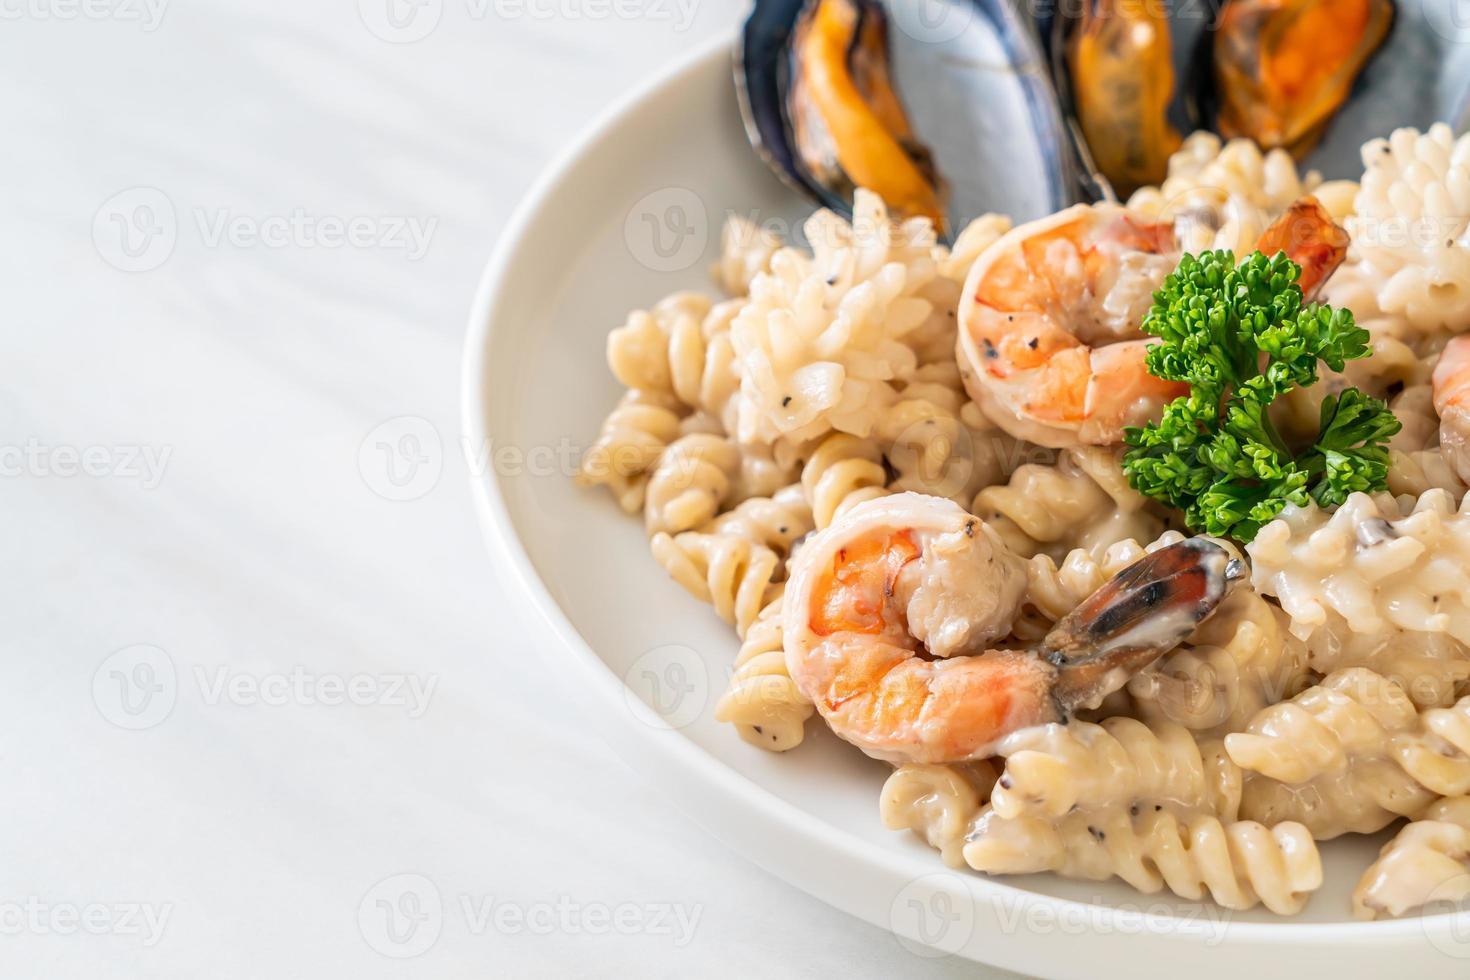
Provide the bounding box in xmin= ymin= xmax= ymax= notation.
xmin=577 ymin=0 xmax=1470 ymax=920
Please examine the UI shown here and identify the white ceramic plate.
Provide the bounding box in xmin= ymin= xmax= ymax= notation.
xmin=462 ymin=35 xmax=1470 ymax=977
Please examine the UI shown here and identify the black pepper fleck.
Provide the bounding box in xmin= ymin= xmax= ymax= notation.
xmin=781 ymin=395 xmax=792 ymax=407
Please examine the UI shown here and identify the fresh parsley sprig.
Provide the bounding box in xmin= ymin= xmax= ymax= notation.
xmin=1122 ymin=249 xmax=1400 ymax=542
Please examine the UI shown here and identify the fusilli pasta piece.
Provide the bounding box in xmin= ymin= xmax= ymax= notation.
xmin=1226 ymin=669 xmax=1438 ymax=837
xmin=880 ymin=762 xmax=998 ymax=868
xmin=731 ymin=191 xmax=935 ymax=446
xmin=1323 ymin=124 xmax=1470 ymax=339
xmin=1226 ymin=668 xmax=1421 ymax=783
xmin=938 ymin=213 xmax=1011 ymax=282
xmin=1352 ymin=796 xmax=1470 ymax=920
xmin=706 ymin=484 xmax=813 ymax=563
xmin=711 ymin=215 xmax=780 ymax=297
xmin=991 ymin=717 xmax=1242 ymax=821
xmin=964 ymin=806 xmax=1322 ymax=915
xmin=1130 ymin=586 xmax=1309 ymax=738
xmin=1394 ymin=694 xmax=1470 ymax=798
xmin=607 ymin=292 xmax=743 ymax=431
xmin=649 ymin=531 xmax=779 ymax=638
xmin=644 ymin=433 xmax=741 ymax=535
xmin=972 ymin=448 xmax=1163 ymax=560
xmin=1248 ymin=490 xmax=1470 ymax=644
xmin=879 ymin=396 xmax=1000 ymax=505
xmin=800 ymin=432 xmax=889 ymax=530
xmin=1389 ymin=449 xmax=1469 ymax=499
xmin=714 ymin=598 xmax=813 ymax=751
xmin=1021 ymin=535 xmax=1162 ymax=624
xmin=1304 ymin=621 xmax=1470 ymax=709
xmin=577 ymin=390 xmax=683 ymax=513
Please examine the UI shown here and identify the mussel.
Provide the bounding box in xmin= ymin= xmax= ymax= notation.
xmin=738 ymin=0 xmax=1470 ymax=229
xmin=1061 ymin=0 xmax=1183 ymax=197
xmin=1210 ymin=0 xmax=1396 ymax=157
xmin=1044 ymin=0 xmax=1470 ymax=188
xmin=737 ymin=0 xmax=1089 ymax=234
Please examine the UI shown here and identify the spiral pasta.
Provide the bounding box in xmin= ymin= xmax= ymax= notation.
xmin=1323 ymin=124 xmax=1470 ymax=340
xmin=714 ymin=599 xmax=813 ymax=751
xmin=1352 ymin=796 xmax=1470 ymax=920
xmin=971 ymin=447 xmax=1163 ymax=560
xmin=938 ymin=213 xmax=1011 ymax=282
xmin=577 ymin=390 xmax=684 ymax=513
xmin=992 ymin=717 xmax=1242 ymax=821
xmin=711 ymin=215 xmax=781 ymax=298
xmin=1130 ymin=586 xmax=1309 ymax=738
xmin=1394 ymin=694 xmax=1470 ymax=798
xmin=1303 ymin=623 xmax=1470 ymax=710
xmin=799 ymin=432 xmax=889 ymax=530
xmin=706 ymin=484 xmax=813 ymax=562
xmin=649 ymin=531 xmax=779 ymax=638
xmin=878 ymin=396 xmax=1002 ymax=506
xmin=607 ymin=292 xmax=743 ymax=431
xmin=1226 ymin=668 xmax=1421 ymax=784
xmin=1248 ymin=489 xmax=1470 ymax=644
xmin=731 ymin=191 xmax=936 ymax=447
xmin=1226 ymin=669 xmax=1438 ymax=837
xmin=1021 ymin=536 xmax=1163 ymax=624
xmin=963 ymin=806 xmax=1322 ymax=915
xmin=880 ymin=762 xmax=998 ymax=868
xmin=644 ymin=433 xmax=742 ymax=536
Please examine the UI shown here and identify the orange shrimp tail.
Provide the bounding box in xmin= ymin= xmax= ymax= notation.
xmin=1253 ymin=196 xmax=1349 ymax=298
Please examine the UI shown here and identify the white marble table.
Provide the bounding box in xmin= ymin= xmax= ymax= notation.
xmin=1 ymin=3 xmax=1025 ymax=975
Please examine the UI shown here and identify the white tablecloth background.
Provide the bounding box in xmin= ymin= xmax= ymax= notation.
xmin=2 ymin=2 xmax=1025 ymax=975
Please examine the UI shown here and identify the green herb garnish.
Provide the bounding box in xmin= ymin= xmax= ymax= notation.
xmin=1122 ymin=249 xmax=1401 ymax=542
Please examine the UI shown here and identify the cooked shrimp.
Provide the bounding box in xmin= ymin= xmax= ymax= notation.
xmin=1251 ymin=195 xmax=1349 ymax=299
xmin=1433 ymin=334 xmax=1470 ymax=484
xmin=957 ymin=197 xmax=1350 ymax=448
xmin=956 ymin=203 xmax=1189 ymax=447
xmin=783 ymin=493 xmax=1242 ymax=764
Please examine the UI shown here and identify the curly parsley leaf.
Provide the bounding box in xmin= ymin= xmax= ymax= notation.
xmin=1122 ymin=250 xmax=1399 ymax=542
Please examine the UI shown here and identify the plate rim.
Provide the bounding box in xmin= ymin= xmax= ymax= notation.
xmin=459 ymin=32 xmax=1466 ymax=965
